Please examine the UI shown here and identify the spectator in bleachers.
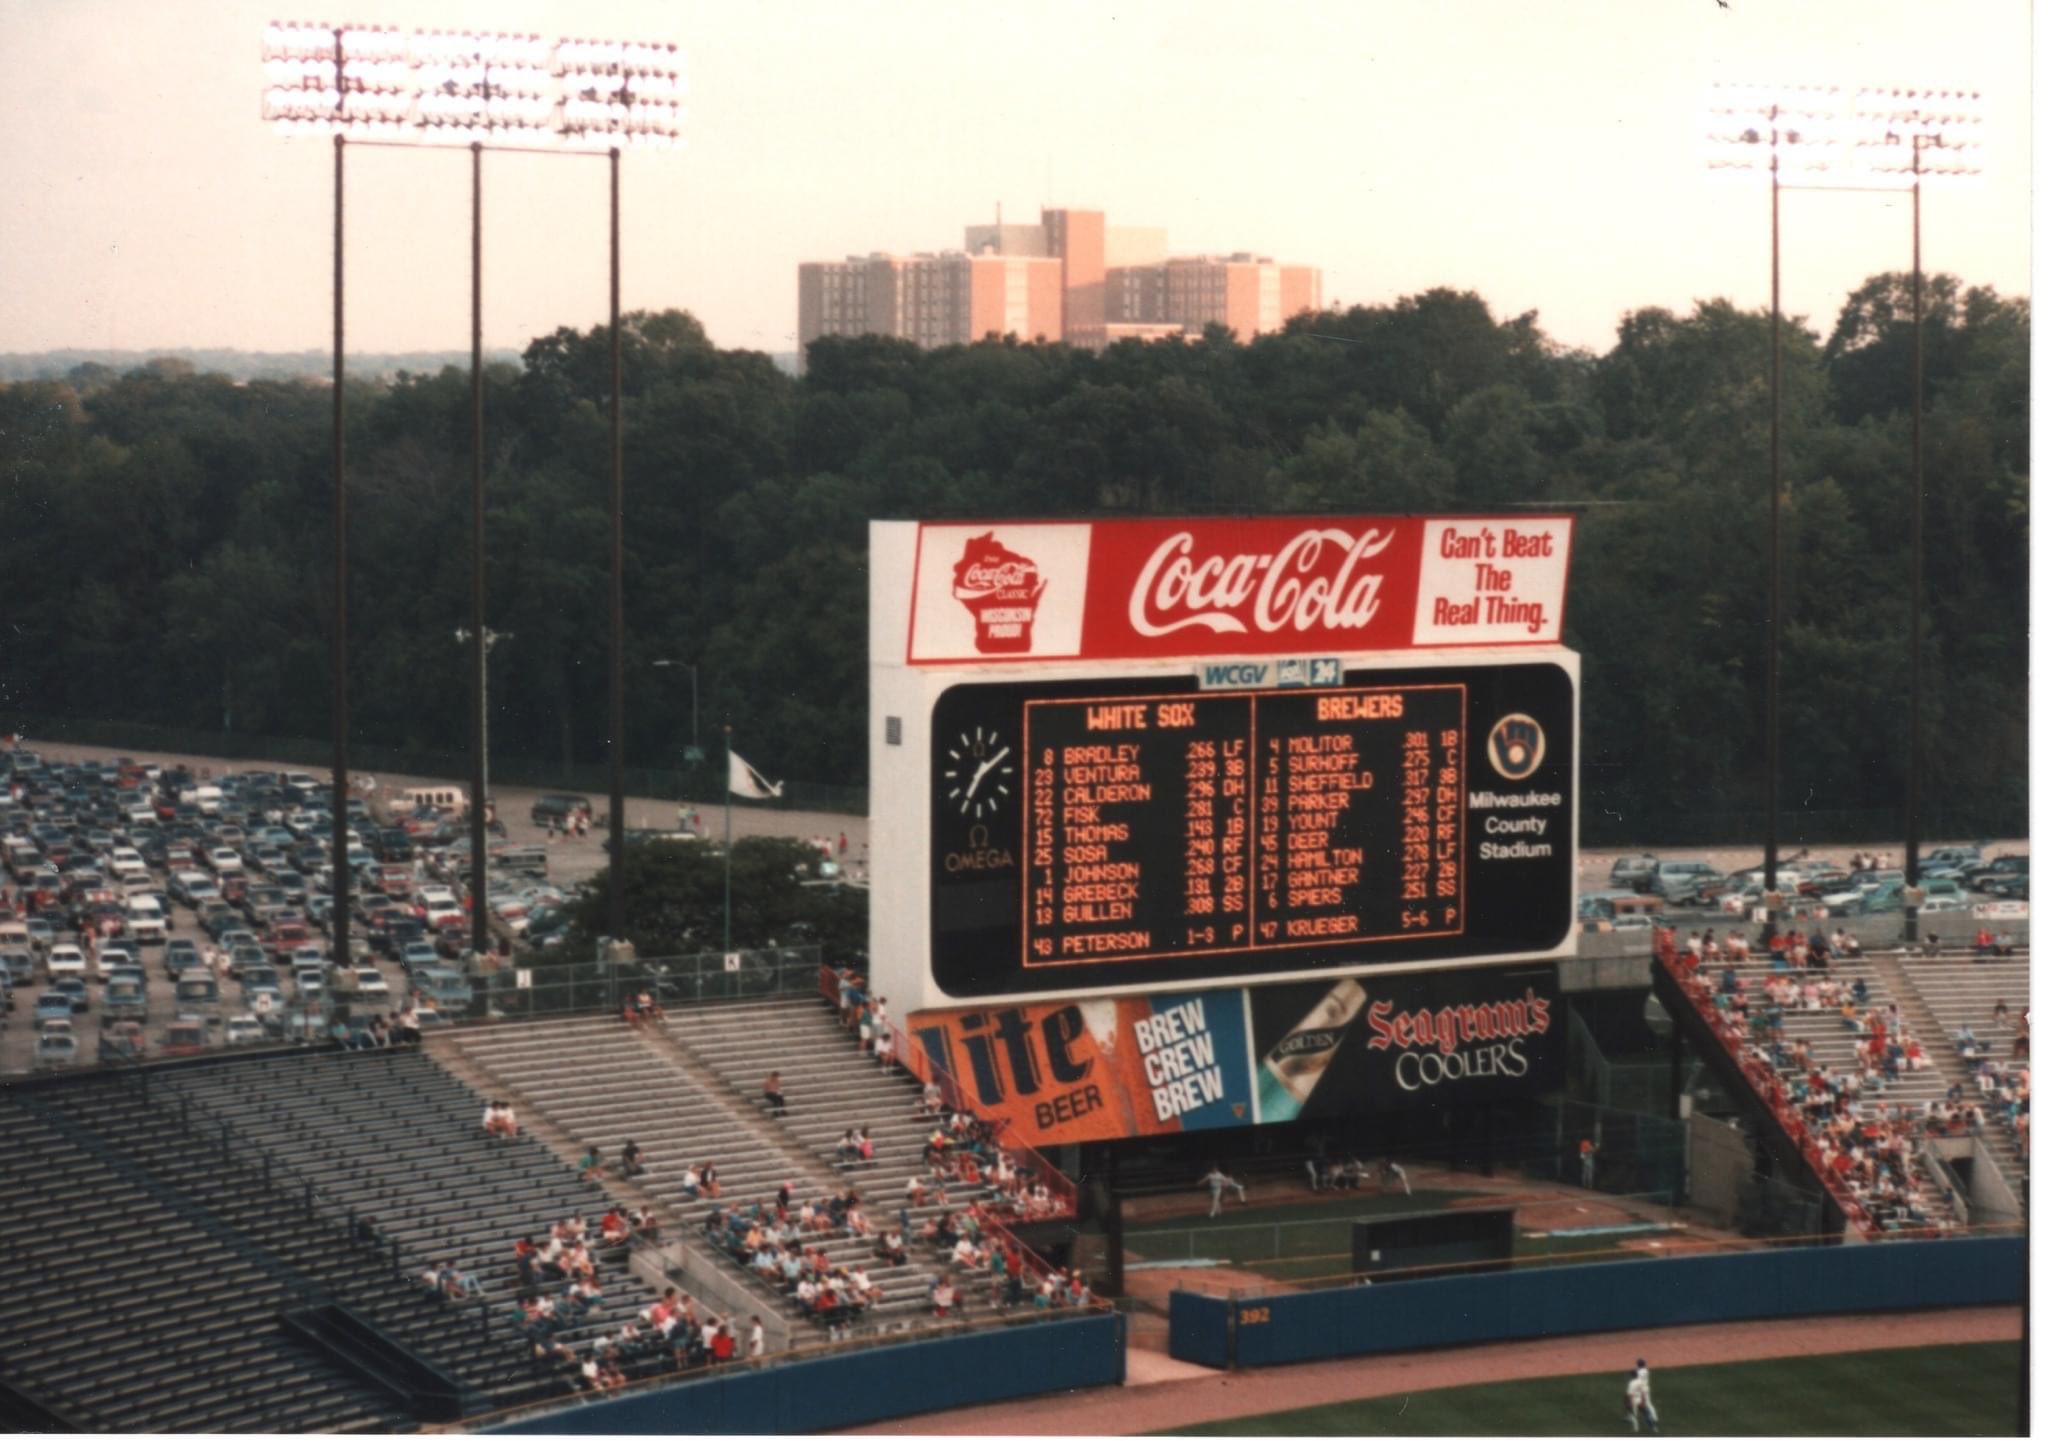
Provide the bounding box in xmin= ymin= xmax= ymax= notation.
xmin=599 ymin=1206 xmax=631 ymax=1247
xmin=878 ymin=1226 xmax=907 ymax=1267
xmin=619 ymin=1139 xmax=645 ymax=1179
xmin=930 ymin=1273 xmax=957 ymax=1318
xmin=631 ymin=1206 xmax=661 ymax=1242
xmin=836 ymin=1128 xmax=860 ymax=1163
xmin=763 ymin=1070 xmax=788 ymax=1116
xmin=578 ymin=1145 xmax=606 ymax=1184
xmin=875 ymin=1025 xmax=897 ymax=1070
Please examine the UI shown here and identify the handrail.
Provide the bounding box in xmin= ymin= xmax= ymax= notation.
xmin=817 ymin=964 xmax=1078 ymax=1221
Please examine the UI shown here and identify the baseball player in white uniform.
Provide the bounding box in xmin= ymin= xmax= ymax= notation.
xmin=1625 ymin=1359 xmax=1660 ymax=1433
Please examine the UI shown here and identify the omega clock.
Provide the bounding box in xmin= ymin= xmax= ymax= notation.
xmin=942 ymin=726 xmax=1015 ymax=819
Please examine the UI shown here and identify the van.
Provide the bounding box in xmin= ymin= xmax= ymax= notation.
xmin=530 ymin=794 xmax=590 ymax=828
xmin=492 ymin=845 xmax=549 ymax=878
xmin=126 ymin=895 xmax=168 ymax=944
xmin=398 ymin=786 xmax=467 ymax=817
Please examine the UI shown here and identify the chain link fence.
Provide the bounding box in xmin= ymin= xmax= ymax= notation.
xmin=469 ymin=946 xmax=823 ymax=1023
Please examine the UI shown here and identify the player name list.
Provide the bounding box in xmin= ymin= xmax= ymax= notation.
xmin=1020 ymin=684 xmax=1466 ymax=968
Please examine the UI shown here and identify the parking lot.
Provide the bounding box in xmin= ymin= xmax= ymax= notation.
xmin=0 ymin=741 xmax=873 ymax=1076
xmin=1 ymin=738 xmax=2024 ymax=1077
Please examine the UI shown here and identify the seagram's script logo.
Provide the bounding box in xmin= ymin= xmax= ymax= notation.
xmin=1128 ymin=527 xmax=1397 ymax=638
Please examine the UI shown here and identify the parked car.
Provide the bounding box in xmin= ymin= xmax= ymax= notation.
xmin=530 ymin=793 xmax=591 ymax=829
xmin=163 ymin=937 xmax=203 ymax=976
xmin=43 ymin=944 xmax=88 ymax=982
xmin=125 ymin=894 xmax=168 ymax=944
xmin=224 ymin=1013 xmax=266 ymax=1047
xmin=1651 ymin=861 xmax=1725 ymax=906
xmin=36 ymin=1019 xmax=78 ymax=1066
xmin=1965 ymin=855 xmax=2028 ymax=892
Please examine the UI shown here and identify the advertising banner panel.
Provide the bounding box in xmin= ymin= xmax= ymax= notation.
xmin=910 ymin=965 xmax=1560 ymax=1148
xmin=906 ymin=516 xmax=1575 ymax=664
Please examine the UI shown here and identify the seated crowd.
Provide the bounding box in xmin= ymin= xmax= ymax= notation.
xmin=701 ymin=1188 xmax=883 ymax=1338
xmin=507 ymin=1209 xmax=720 ymax=1386
xmin=1665 ymin=930 xmax=1954 ymax=1234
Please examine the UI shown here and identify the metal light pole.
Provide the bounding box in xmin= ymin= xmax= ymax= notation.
xmin=651 ymin=660 xmax=702 ymax=762
xmin=1704 ymin=82 xmax=1982 ymax=941
xmin=456 ymin=626 xmax=508 ymax=954
xmin=261 ymin=22 xmax=685 ymax=954
xmin=608 ymin=145 xmax=627 ymax=944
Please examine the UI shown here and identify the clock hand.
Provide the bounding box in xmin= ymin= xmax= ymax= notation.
xmin=967 ymin=745 xmax=1013 ymax=793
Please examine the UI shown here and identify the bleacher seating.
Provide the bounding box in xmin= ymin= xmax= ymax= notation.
xmin=438 ymin=1011 xmax=995 ymax=1332
xmin=1894 ymin=954 xmax=2030 ymax=1189
xmin=0 ymin=1086 xmax=406 ymax=1433
xmin=1660 ymin=933 xmax=1963 ymax=1236
xmin=147 ymin=1047 xmax=678 ymax=1401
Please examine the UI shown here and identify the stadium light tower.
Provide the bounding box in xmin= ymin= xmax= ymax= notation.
xmin=1702 ymin=81 xmax=1983 ymax=943
xmin=259 ymin=23 xmax=685 ymax=960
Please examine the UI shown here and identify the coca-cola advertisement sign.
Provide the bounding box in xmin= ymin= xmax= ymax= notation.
xmin=905 ymin=516 xmax=1573 ymax=663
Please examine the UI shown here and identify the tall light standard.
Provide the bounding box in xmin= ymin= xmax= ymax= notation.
xmin=1703 ymin=81 xmax=1982 ymax=941
xmin=650 ymin=659 xmax=704 ymax=765
xmin=259 ymin=22 xmax=684 ymax=962
xmin=456 ymin=625 xmax=509 ymax=955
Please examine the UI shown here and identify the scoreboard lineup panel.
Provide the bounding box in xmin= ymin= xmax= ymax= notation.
xmin=927 ymin=660 xmax=1575 ymax=999
xmin=1016 ymin=684 xmax=1467 ymax=968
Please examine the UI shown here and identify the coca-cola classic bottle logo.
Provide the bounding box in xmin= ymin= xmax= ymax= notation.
xmin=1127 ymin=527 xmax=1397 ymax=638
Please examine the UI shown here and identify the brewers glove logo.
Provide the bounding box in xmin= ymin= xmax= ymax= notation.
xmin=1486 ymin=713 xmax=1545 ymax=781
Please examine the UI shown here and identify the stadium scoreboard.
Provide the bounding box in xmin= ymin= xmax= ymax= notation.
xmin=869 ymin=515 xmax=1580 ymax=1011
xmin=927 ymin=662 xmax=1573 ymax=997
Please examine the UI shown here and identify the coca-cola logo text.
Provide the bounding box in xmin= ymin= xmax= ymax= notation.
xmin=959 ymin=561 xmax=1036 ymax=593
xmin=1128 ymin=527 xmax=1397 ymax=639
xmin=1365 ymin=987 xmax=1552 ymax=1057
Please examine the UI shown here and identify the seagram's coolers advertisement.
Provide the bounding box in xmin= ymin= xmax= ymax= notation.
xmin=1245 ymin=965 xmax=1562 ymax=1119
xmin=909 ymin=965 xmax=1560 ymax=1146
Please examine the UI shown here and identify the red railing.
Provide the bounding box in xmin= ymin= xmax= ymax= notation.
xmin=817 ymin=965 xmax=1078 ymax=1221
xmin=1654 ymin=928 xmax=1892 ymax=1238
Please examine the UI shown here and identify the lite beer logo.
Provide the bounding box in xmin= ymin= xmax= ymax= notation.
xmin=952 ymin=532 xmax=1047 ymax=654
xmin=1364 ymin=986 xmax=1553 ymax=1092
xmin=1128 ymin=526 xmax=1398 ymax=639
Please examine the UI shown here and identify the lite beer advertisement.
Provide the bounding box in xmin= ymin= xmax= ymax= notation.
xmin=909 ymin=965 xmax=1561 ymax=1147
xmin=904 ymin=516 xmax=1575 ymax=663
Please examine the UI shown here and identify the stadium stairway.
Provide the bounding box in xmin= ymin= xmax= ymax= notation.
xmin=1888 ymin=953 xmax=2030 ymax=1197
xmin=0 ymin=1083 xmax=410 ymax=1433
xmin=430 ymin=1012 xmax=991 ymax=1337
xmin=141 ymin=1047 xmax=677 ymax=1403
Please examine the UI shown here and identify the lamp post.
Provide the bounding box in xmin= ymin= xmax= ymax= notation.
xmin=259 ymin=21 xmax=685 ymax=961
xmin=455 ymin=626 xmax=509 ymax=955
xmin=1703 ymin=81 xmax=1982 ymax=943
xmin=650 ymin=660 xmax=703 ymax=764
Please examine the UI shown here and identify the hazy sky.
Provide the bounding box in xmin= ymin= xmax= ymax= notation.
xmin=0 ymin=0 xmax=2032 ymax=359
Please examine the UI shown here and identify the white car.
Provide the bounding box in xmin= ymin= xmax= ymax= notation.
xmin=206 ymin=847 xmax=244 ymax=876
xmin=422 ymin=900 xmax=465 ymax=929
xmin=350 ymin=967 xmax=391 ymax=1000
xmin=107 ymin=847 xmax=148 ymax=882
xmin=44 ymin=944 xmax=87 ymax=981
xmin=224 ymin=1013 xmax=266 ymax=1046
xmin=417 ymin=884 xmax=458 ymax=909
xmin=126 ymin=896 xmax=168 ymax=944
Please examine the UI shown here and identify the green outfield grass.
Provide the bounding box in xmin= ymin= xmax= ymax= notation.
xmin=1159 ymin=1342 xmax=2023 ymax=1436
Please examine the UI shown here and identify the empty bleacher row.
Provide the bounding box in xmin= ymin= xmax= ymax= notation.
xmin=0 ymin=1085 xmax=407 ymax=1433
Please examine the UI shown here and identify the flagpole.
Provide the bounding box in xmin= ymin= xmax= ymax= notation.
xmin=723 ymin=722 xmax=733 ymax=957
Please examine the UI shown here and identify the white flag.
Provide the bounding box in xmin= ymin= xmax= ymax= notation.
xmin=728 ymin=749 xmax=784 ymax=800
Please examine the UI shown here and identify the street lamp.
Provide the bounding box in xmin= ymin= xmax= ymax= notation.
xmin=650 ymin=659 xmax=703 ymax=764
xmin=259 ymin=22 xmax=685 ymax=960
xmin=456 ymin=625 xmax=509 ymax=955
xmin=1703 ymin=80 xmax=1983 ymax=943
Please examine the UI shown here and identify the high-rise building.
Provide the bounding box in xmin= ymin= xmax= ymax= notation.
xmin=797 ymin=207 xmax=1319 ymax=369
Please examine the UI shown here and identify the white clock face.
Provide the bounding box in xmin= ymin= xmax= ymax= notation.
xmin=942 ymin=725 xmax=1015 ymax=818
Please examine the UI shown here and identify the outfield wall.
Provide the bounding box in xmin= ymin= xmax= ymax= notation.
xmin=487 ymin=1312 xmax=1124 ymax=1434
xmin=1169 ymin=1235 xmax=2023 ymax=1369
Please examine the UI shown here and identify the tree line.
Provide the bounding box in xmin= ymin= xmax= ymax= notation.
xmin=0 ymin=278 xmax=2027 ymax=845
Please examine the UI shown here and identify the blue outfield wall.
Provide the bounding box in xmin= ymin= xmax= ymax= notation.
xmin=488 ymin=1313 xmax=1124 ymax=1434
xmin=1170 ymin=1236 xmax=2024 ymax=1370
